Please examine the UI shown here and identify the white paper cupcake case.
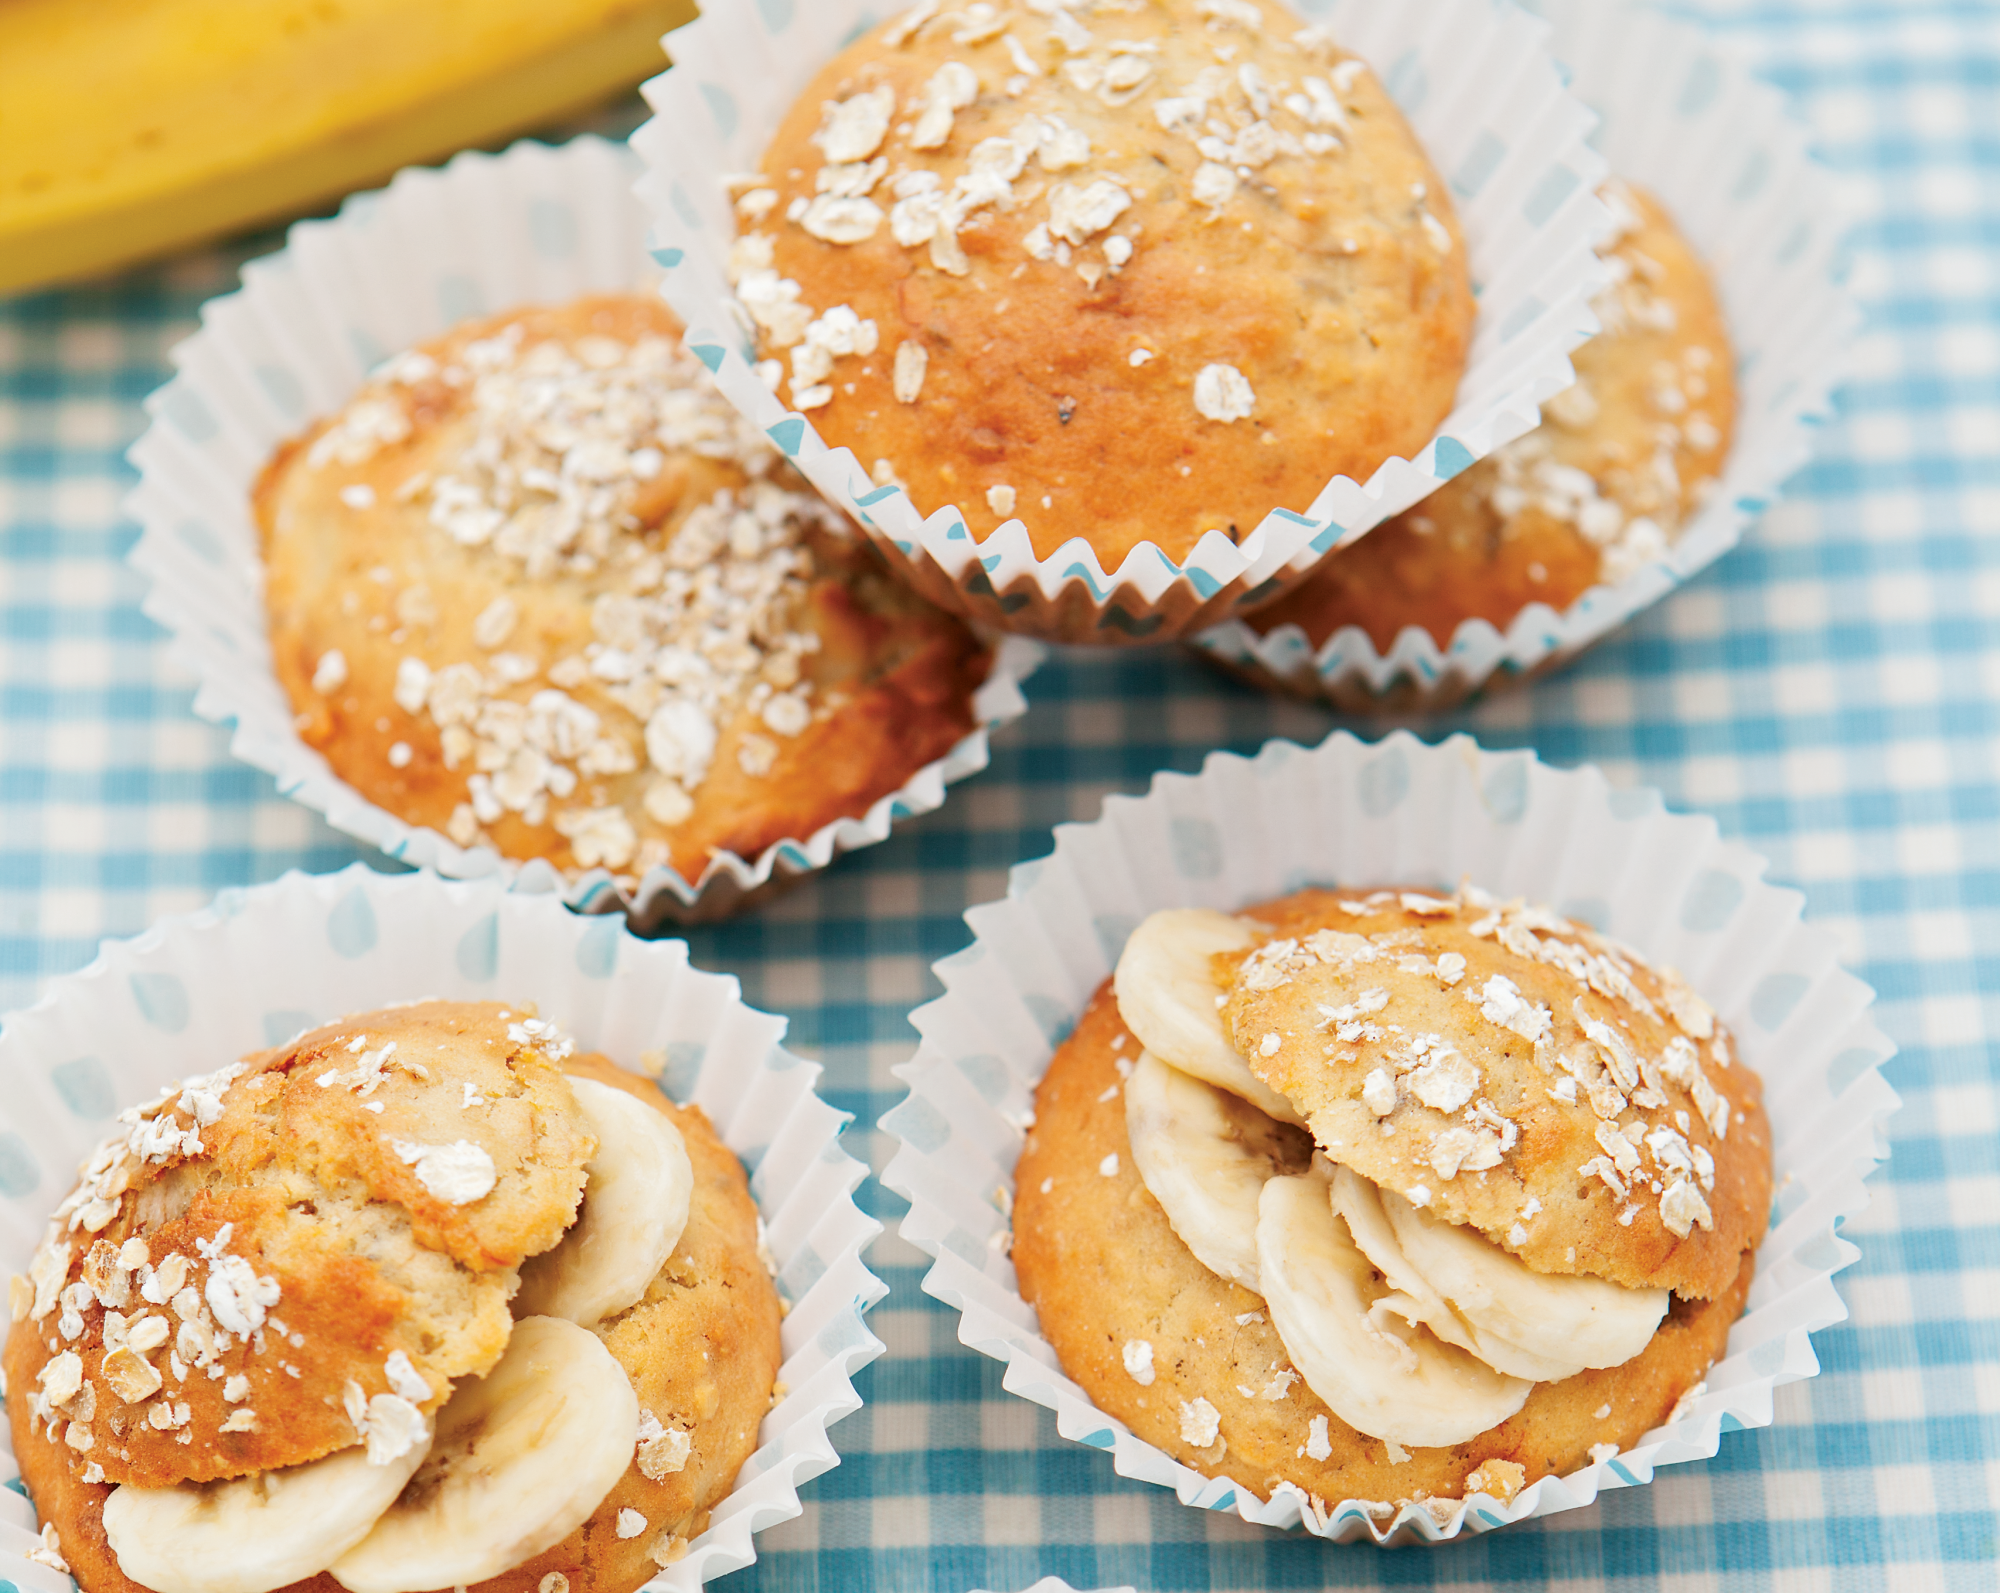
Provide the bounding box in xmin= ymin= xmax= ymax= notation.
xmin=632 ymin=0 xmax=1612 ymax=645
xmin=123 ymin=134 xmax=1044 ymax=928
xmin=881 ymin=730 xmax=1898 ymax=1545
xmin=0 ymin=866 xmax=886 ymax=1591
xmin=1191 ymin=0 xmax=1859 ymax=708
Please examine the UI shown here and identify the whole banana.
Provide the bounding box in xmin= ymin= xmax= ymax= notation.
xmin=0 ymin=0 xmax=696 ymax=295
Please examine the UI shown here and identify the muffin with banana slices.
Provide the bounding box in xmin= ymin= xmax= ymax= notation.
xmin=258 ymin=292 xmax=992 ymax=889
xmin=1240 ymin=180 xmax=1737 ymax=657
xmin=4 ymin=1002 xmax=781 ymax=1593
xmin=1011 ymin=886 xmax=1770 ymax=1514
xmin=735 ymin=0 xmax=1474 ymax=569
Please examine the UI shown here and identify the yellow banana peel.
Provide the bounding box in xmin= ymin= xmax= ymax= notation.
xmin=0 ymin=0 xmax=696 ymax=297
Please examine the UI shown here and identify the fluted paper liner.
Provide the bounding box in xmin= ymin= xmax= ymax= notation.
xmin=124 ymin=134 xmax=1043 ymax=927
xmin=0 ymin=866 xmax=885 ymax=1590
xmin=882 ymin=731 xmax=1897 ymax=1545
xmin=632 ymin=0 xmax=1611 ymax=645
xmin=1193 ymin=0 xmax=1858 ymax=707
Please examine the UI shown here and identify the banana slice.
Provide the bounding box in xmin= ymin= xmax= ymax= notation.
xmin=1125 ymin=1050 xmax=1309 ymax=1292
xmin=330 ymin=1316 xmax=639 ymax=1593
xmin=515 ymin=1075 xmax=693 ymax=1326
xmin=1379 ymin=1187 xmax=1668 ymax=1371
xmin=1256 ymin=1169 xmax=1532 ymax=1449
xmin=102 ymin=1435 xmax=431 ymax=1593
xmin=1331 ymin=1164 xmax=1586 ymax=1383
xmin=1114 ymin=908 xmax=1306 ymax=1126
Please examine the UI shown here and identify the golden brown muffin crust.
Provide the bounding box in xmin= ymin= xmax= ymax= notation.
xmin=5 ymin=1002 xmax=594 ymax=1489
xmin=742 ymin=0 xmax=1472 ymax=567
xmin=1219 ymin=888 xmax=1770 ymax=1300
xmin=6 ymin=1051 xmax=782 ymax=1593
xmin=1247 ymin=181 xmax=1737 ymax=652
xmin=256 ymin=293 xmax=992 ymax=886
xmin=1011 ymin=979 xmax=1752 ymax=1510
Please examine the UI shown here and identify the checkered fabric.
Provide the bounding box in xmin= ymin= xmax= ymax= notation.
xmin=0 ymin=2 xmax=1995 ymax=1588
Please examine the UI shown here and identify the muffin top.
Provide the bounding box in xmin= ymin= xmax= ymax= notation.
xmin=5 ymin=1001 xmax=595 ymax=1488
xmin=257 ymin=293 xmax=991 ymax=887
xmin=1247 ymin=180 xmax=1737 ymax=652
xmin=738 ymin=0 xmax=1473 ymax=566
xmin=1218 ymin=886 xmax=1769 ymax=1299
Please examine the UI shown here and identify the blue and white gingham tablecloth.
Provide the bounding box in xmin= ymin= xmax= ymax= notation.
xmin=2 ymin=1 xmax=1997 ymax=1587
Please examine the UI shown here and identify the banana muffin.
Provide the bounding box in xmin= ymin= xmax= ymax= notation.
xmin=1243 ymin=181 xmax=1736 ymax=655
xmin=256 ymin=293 xmax=992 ymax=889
xmin=1011 ymin=885 xmax=1770 ymax=1515
xmin=5 ymin=1002 xmax=782 ymax=1593
xmin=733 ymin=0 xmax=1474 ymax=567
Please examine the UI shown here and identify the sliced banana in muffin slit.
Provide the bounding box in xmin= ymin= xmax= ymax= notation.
xmin=1114 ymin=908 xmax=1308 ymax=1126
xmin=1331 ymin=1162 xmax=1588 ymax=1383
xmin=330 ymin=1315 xmax=639 ymax=1593
xmin=516 ymin=1075 xmax=695 ymax=1326
xmin=1376 ymin=1184 xmax=1668 ymax=1371
xmin=1123 ymin=1049 xmax=1312 ymax=1293
xmin=101 ymin=1429 xmax=433 ymax=1593
xmin=1254 ymin=1167 xmax=1532 ymax=1450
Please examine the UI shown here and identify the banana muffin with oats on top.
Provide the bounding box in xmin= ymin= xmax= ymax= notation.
xmin=255 ymin=293 xmax=992 ymax=892
xmin=731 ymin=0 xmax=1474 ymax=571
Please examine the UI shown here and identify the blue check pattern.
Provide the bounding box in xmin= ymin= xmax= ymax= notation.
xmin=2 ymin=2 xmax=1997 ymax=1587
